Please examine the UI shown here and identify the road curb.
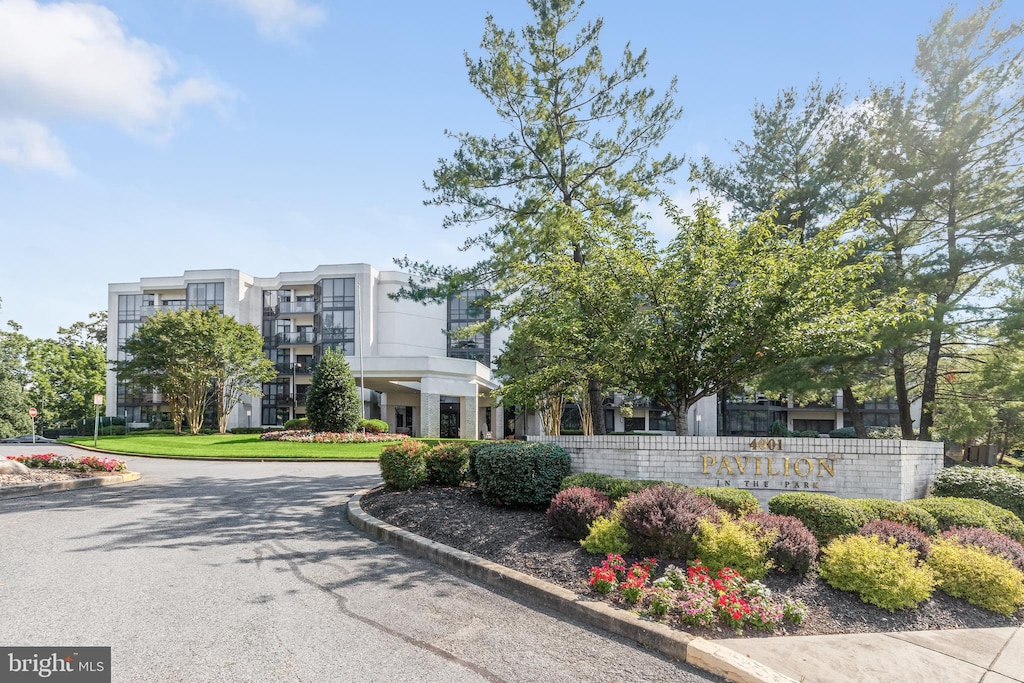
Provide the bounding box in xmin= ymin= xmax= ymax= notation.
xmin=0 ymin=471 xmax=142 ymax=500
xmin=347 ymin=487 xmax=796 ymax=683
xmin=58 ymin=443 xmax=378 ymax=463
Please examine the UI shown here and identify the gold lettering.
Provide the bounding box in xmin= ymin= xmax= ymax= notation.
xmin=717 ymin=458 xmax=735 ymax=476
xmin=794 ymin=458 xmax=812 ymax=477
xmin=702 ymin=455 xmax=715 ymax=474
xmin=733 ymin=456 xmax=748 ymax=474
xmin=755 ymin=458 xmax=763 ymax=475
xmin=784 ymin=457 xmax=791 ymax=476
xmin=817 ymin=458 xmax=835 ymax=477
xmin=767 ymin=458 xmax=780 ymax=476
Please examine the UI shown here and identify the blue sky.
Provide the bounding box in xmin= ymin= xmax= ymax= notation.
xmin=0 ymin=0 xmax=1002 ymax=339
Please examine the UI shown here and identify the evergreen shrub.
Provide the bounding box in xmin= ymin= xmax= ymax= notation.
xmin=819 ymin=535 xmax=935 ymax=611
xmin=928 ymin=540 xmax=1024 ymax=616
xmin=745 ymin=512 xmax=819 ymax=574
xmin=853 ymin=498 xmax=939 ymax=535
xmin=693 ymin=512 xmax=774 ymax=579
xmin=358 ymin=418 xmax=389 ymax=434
xmin=424 ymin=442 xmax=470 ymax=486
xmin=907 ymin=497 xmax=1024 ymax=542
xmin=691 ymin=487 xmax=761 ymax=517
xmin=580 ymin=515 xmax=631 ymax=555
xmin=768 ymin=493 xmax=871 ymax=544
xmin=940 ymin=526 xmax=1024 ymax=573
xmin=858 ymin=519 xmax=931 ymax=559
xmin=474 ymin=442 xmax=571 ymax=507
xmin=305 ymin=349 xmax=361 ymax=433
xmin=284 ymin=417 xmax=309 ymax=430
xmin=931 ymin=466 xmax=1024 ymax=522
xmin=378 ymin=440 xmax=428 ymax=490
xmin=546 ymin=487 xmax=612 ymax=540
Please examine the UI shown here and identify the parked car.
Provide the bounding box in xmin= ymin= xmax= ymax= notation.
xmin=0 ymin=434 xmax=57 ymax=444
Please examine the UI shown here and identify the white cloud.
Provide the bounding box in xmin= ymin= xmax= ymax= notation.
xmin=0 ymin=0 xmax=229 ymax=173
xmin=0 ymin=118 xmax=73 ymax=174
xmin=214 ymin=0 xmax=326 ymax=40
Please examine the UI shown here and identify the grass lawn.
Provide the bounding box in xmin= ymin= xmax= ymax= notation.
xmin=63 ymin=433 xmax=396 ymax=459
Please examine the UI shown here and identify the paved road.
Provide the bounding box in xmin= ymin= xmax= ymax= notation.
xmin=0 ymin=446 xmax=720 ymax=682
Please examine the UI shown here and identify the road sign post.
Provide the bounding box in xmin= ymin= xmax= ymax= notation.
xmin=28 ymin=407 xmax=37 ymax=444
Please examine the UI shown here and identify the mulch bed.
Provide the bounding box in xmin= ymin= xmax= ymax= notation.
xmin=360 ymin=484 xmax=1024 ymax=639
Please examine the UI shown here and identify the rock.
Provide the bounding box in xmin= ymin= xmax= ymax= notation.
xmin=0 ymin=459 xmax=31 ymax=474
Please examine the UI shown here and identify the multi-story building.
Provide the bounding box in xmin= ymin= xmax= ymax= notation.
xmin=107 ymin=264 xmax=506 ymax=438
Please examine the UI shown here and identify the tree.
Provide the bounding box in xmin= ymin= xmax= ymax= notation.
xmin=0 ymin=301 xmax=31 ymax=437
xmin=305 ymin=348 xmax=361 ymax=433
xmin=625 ymin=199 xmax=907 ymax=435
xmin=401 ymin=0 xmax=682 ymax=432
xmin=117 ymin=308 xmax=272 ymax=434
xmin=867 ymin=1 xmax=1024 ymax=440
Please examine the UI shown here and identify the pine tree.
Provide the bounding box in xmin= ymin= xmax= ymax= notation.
xmin=305 ymin=348 xmax=361 ymax=433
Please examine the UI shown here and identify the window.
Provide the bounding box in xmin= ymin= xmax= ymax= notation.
xmin=447 ymin=288 xmax=490 ymax=366
xmin=187 ymin=282 xmax=224 ymax=311
xmin=648 ymin=410 xmax=676 ymax=432
xmin=560 ymin=403 xmax=582 ymax=432
xmin=624 ymin=416 xmax=646 ymax=432
xmin=792 ymin=419 xmax=834 ymax=434
xmin=315 ymin=278 xmax=356 ymax=357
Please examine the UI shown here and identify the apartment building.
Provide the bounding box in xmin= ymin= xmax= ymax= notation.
xmin=107 ymin=264 xmax=507 ymax=438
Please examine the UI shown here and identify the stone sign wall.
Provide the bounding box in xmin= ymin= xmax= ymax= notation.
xmin=528 ymin=435 xmax=944 ymax=505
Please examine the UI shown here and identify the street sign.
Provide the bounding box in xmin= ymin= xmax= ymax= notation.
xmin=93 ymin=394 xmax=103 ymax=406
xmin=28 ymin=407 xmax=36 ymax=418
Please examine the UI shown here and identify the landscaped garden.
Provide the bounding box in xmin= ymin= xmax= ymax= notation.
xmin=361 ymin=441 xmax=1024 ymax=638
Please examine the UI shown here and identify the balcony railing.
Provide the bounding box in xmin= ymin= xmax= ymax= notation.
xmin=264 ymin=393 xmax=307 ymax=406
xmin=140 ymin=303 xmax=186 ymax=318
xmin=273 ymin=362 xmax=314 ymax=375
xmin=275 ymin=331 xmax=316 ymax=345
xmin=278 ymin=300 xmax=316 ymax=315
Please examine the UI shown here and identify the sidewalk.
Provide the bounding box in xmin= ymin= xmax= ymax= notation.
xmin=720 ymin=625 xmax=1023 ymax=683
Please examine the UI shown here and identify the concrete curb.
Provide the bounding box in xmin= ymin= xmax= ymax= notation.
xmin=347 ymin=487 xmax=796 ymax=683
xmin=0 ymin=471 xmax=142 ymax=500
xmin=59 ymin=442 xmax=379 ymax=463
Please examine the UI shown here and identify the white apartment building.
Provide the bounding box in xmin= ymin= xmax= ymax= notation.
xmin=107 ymin=264 xmax=509 ymax=438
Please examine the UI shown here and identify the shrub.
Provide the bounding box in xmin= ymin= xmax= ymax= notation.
xmin=693 ymin=512 xmax=774 ymax=579
xmin=927 ymin=540 xmax=1024 ymax=616
xmin=474 ymin=442 xmax=572 ymax=507
xmin=931 ymin=465 xmax=1024 ymax=522
xmin=868 ymin=425 xmax=905 ymax=439
xmin=580 ymin=515 xmax=631 ymax=555
xmin=305 ymin=348 xmax=361 ymax=433
xmin=768 ymin=493 xmax=871 ymax=544
xmin=378 ymin=440 xmax=428 ymax=490
xmin=228 ymin=427 xmax=266 ymax=434
xmin=745 ymin=512 xmax=819 ymax=574
xmin=794 ymin=430 xmax=821 ymax=438
xmin=618 ymin=485 xmax=718 ymax=559
xmin=606 ymin=478 xmax=667 ymax=503
xmin=424 ymin=442 xmax=470 ymax=486
xmin=940 ymin=526 xmax=1024 ymax=573
xmin=547 ymin=487 xmax=612 ymax=540
xmin=561 ymin=472 xmax=618 ymax=493
xmin=853 ymin=498 xmax=940 ymax=536
xmin=819 ymin=535 xmax=935 ymax=611
xmin=858 ymin=519 xmax=931 ymax=559
xmin=466 ymin=441 xmax=490 ymax=483
xmin=691 ymin=487 xmax=761 ymax=517
xmin=907 ymin=497 xmax=1024 ymax=542
xmin=358 ymin=418 xmax=390 ymax=434
xmin=768 ymin=420 xmax=791 ymax=437
xmin=828 ymin=427 xmax=856 ymax=439
xmin=284 ymin=417 xmax=309 ymax=430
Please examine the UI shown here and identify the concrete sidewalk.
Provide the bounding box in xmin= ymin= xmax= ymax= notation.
xmin=720 ymin=624 xmax=1023 ymax=683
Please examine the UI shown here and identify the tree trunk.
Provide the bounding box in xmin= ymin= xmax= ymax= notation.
xmin=892 ymin=347 xmax=915 ymax=439
xmin=842 ymin=385 xmax=867 ymax=438
xmin=588 ymin=378 xmax=605 ymax=435
xmin=918 ymin=323 xmax=944 ymax=441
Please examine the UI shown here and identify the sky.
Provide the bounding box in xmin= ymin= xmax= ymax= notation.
xmin=0 ymin=0 xmax=1008 ymax=339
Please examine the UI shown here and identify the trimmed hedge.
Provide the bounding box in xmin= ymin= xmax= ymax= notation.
xmin=768 ymin=493 xmax=871 ymax=544
xmin=906 ymin=497 xmax=1024 ymax=543
xmin=852 ymin=498 xmax=940 ymax=536
xmin=378 ymin=440 xmax=428 ymax=490
xmin=858 ymin=519 xmax=931 ymax=559
xmin=474 ymin=442 xmax=571 ymax=507
xmin=931 ymin=466 xmax=1024 ymax=522
xmin=547 ymin=487 xmax=612 ymax=540
xmin=940 ymin=526 xmax=1024 ymax=573
xmin=559 ymin=473 xmax=666 ymax=502
xmin=424 ymin=442 xmax=470 ymax=486
xmin=358 ymin=418 xmax=390 ymax=434
xmin=691 ymin=487 xmax=761 ymax=517
xmin=284 ymin=417 xmax=309 ymax=430
xmin=928 ymin=540 xmax=1024 ymax=616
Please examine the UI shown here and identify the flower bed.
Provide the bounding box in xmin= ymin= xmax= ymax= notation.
xmin=258 ymin=429 xmax=408 ymax=444
xmin=6 ymin=453 xmax=126 ymax=472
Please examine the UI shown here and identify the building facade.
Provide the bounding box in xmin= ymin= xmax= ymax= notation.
xmin=107 ymin=265 xmax=507 ymax=438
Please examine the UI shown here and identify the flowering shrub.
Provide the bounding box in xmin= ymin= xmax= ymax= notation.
xmin=423 ymin=442 xmax=469 ymax=486
xmin=259 ymin=429 xmax=408 ymax=443
xmin=673 ymin=560 xmax=805 ymax=632
xmin=7 ymin=454 xmax=126 ymax=472
xmin=928 ymin=539 xmax=1024 ymax=616
xmin=580 ymin=515 xmax=631 ymax=555
xmin=547 ymin=487 xmax=612 ymax=540
xmin=858 ymin=519 xmax=932 ymax=560
xmin=619 ymin=558 xmax=657 ymax=604
xmin=378 ymin=440 xmax=428 ymax=490
xmin=745 ymin=512 xmax=819 ymax=574
xmin=940 ymin=526 xmax=1024 ymax=573
xmin=819 ymin=535 xmax=935 ymax=611
xmin=618 ymin=484 xmax=718 ymax=559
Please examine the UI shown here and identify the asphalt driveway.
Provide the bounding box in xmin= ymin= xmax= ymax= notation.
xmin=0 ymin=446 xmax=719 ymax=682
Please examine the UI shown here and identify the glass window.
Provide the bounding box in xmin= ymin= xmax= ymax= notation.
xmin=187 ymin=282 xmax=224 ymax=311
xmin=624 ymin=416 xmax=646 ymax=432
xmin=447 ymin=288 xmax=490 ymax=366
xmin=649 ymin=410 xmax=676 ymax=432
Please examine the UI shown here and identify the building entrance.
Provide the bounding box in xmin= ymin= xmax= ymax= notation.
xmin=440 ymin=398 xmax=460 ymax=438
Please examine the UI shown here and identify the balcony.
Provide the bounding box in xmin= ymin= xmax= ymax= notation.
xmin=264 ymin=393 xmax=307 ymax=407
xmin=140 ymin=303 xmax=186 ymax=318
xmin=275 ymin=331 xmax=317 ymax=346
xmin=273 ymin=362 xmax=314 ymax=375
xmin=278 ymin=300 xmax=316 ymax=315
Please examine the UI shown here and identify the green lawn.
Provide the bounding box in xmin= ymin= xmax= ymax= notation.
xmin=63 ymin=433 xmax=395 ymax=459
